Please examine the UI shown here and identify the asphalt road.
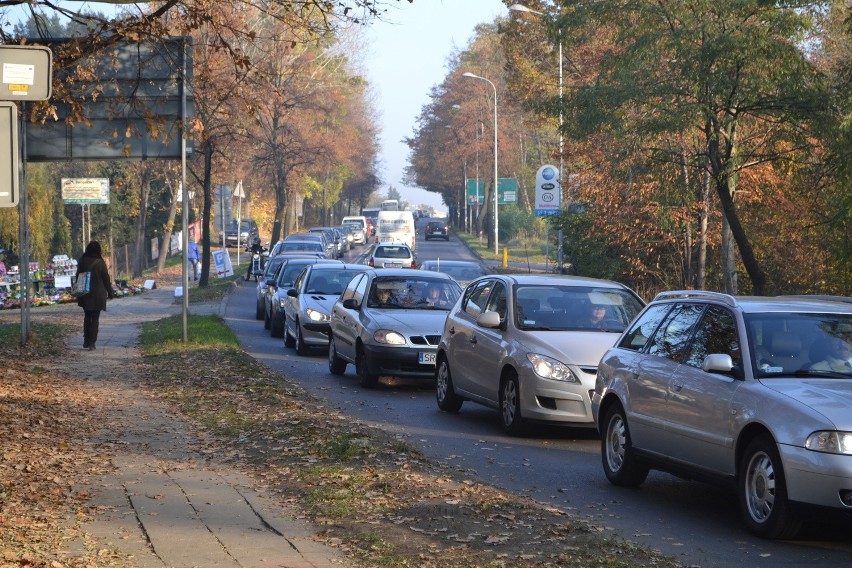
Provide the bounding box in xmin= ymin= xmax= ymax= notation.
xmin=222 ymin=224 xmax=852 ymax=567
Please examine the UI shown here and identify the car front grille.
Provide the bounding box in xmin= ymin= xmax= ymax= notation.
xmin=409 ymin=335 xmax=441 ymax=346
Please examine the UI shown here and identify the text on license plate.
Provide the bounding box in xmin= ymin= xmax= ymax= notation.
xmin=418 ymin=352 xmax=436 ymax=365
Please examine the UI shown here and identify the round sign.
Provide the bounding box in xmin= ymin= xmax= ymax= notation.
xmin=542 ymin=193 xmax=554 ymax=202
xmin=541 ymin=166 xmax=557 ymax=181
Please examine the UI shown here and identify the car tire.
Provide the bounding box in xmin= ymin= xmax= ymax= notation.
xmin=283 ymin=320 xmax=295 ymax=347
xmin=255 ymin=299 xmax=264 ymax=320
xmin=738 ymin=433 xmax=802 ymax=539
xmin=499 ymin=371 xmax=527 ymax=436
xmin=328 ymin=336 xmax=347 ymax=375
xmin=356 ymin=344 xmax=378 ymax=388
xmin=436 ymin=356 xmax=463 ymax=413
xmin=601 ymin=403 xmax=649 ymax=487
xmin=263 ymin=307 xmax=271 ymax=330
xmin=272 ymin=312 xmax=285 ymax=338
xmin=295 ymin=321 xmax=309 ymax=356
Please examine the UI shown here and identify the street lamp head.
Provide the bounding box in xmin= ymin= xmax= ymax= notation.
xmin=462 ymin=72 xmax=482 ymax=80
xmin=508 ymin=4 xmax=543 ymax=16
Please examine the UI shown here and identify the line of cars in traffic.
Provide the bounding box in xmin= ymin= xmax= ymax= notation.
xmin=248 ymin=220 xmax=852 ymax=540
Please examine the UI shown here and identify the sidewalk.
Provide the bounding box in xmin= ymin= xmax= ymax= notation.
xmin=58 ymin=281 xmax=348 ymax=567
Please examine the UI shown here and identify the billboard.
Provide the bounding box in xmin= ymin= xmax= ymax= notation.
xmin=534 ymin=165 xmax=561 ymax=217
xmin=61 ymin=178 xmax=110 ymax=204
xmin=25 ymin=38 xmax=193 ymax=161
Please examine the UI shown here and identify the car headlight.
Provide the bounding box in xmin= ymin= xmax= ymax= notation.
xmin=805 ymin=431 xmax=852 ymax=455
xmin=526 ymin=353 xmax=578 ymax=382
xmin=306 ymin=308 xmax=329 ymax=322
xmin=374 ymin=330 xmax=406 ymax=345
xmin=278 ymin=298 xmax=287 ymax=309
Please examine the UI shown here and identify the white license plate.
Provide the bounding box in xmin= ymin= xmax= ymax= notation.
xmin=418 ymin=352 xmax=436 ymax=365
xmin=384 ymin=262 xmax=402 ymax=268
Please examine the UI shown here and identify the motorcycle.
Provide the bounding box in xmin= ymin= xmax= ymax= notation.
xmin=245 ymin=247 xmax=268 ymax=281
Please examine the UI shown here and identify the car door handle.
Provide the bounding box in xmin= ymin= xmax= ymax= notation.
xmin=469 ymin=335 xmax=477 ymax=345
xmin=448 ymin=327 xmax=455 ymax=335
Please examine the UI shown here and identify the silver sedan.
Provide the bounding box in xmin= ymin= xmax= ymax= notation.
xmin=282 ymin=263 xmax=368 ymax=355
xmin=435 ymin=274 xmax=645 ymax=435
xmin=328 ymin=269 xmax=462 ymax=387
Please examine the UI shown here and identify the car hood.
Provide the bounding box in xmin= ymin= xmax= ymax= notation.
xmin=302 ymin=294 xmax=340 ymax=313
xmin=520 ymin=330 xmax=620 ymax=367
xmin=367 ymin=309 xmax=449 ymax=334
xmin=761 ymin=379 xmax=852 ymax=429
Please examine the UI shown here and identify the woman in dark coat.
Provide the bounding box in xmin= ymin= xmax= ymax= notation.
xmin=76 ymin=241 xmax=115 ymax=350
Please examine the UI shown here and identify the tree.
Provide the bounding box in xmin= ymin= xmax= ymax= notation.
xmin=553 ymin=1 xmax=829 ymax=295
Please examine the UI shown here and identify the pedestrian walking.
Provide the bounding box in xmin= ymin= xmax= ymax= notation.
xmin=187 ymin=237 xmax=201 ymax=281
xmin=76 ymin=241 xmax=115 ymax=350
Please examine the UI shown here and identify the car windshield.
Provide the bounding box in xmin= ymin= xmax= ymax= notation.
xmin=428 ymin=264 xmax=486 ymax=282
xmin=367 ymin=277 xmax=460 ymax=310
xmin=305 ymin=269 xmax=363 ymax=295
xmin=375 ymin=246 xmax=411 ymax=259
xmin=745 ymin=312 xmax=852 ymax=378
xmin=514 ymin=285 xmax=645 ymax=332
xmin=279 ymin=242 xmax=322 ymax=253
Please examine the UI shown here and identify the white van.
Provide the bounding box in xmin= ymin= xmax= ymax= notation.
xmin=340 ymin=215 xmax=368 ymax=245
xmin=375 ymin=210 xmax=416 ymax=250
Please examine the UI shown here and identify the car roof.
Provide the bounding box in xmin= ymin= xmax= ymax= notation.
xmin=368 ymin=268 xmax=455 ymax=280
xmin=651 ymin=290 xmax=852 ymax=314
xmin=487 ymin=273 xmax=635 ymax=290
xmin=421 ymin=260 xmax=481 ymax=267
xmin=307 ymin=263 xmax=367 ymax=271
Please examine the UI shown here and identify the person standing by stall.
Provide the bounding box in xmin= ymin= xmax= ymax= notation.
xmin=76 ymin=241 xmax=115 ymax=350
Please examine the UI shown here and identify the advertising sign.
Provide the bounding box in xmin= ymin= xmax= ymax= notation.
xmin=534 ymin=165 xmax=561 ymax=217
xmin=61 ymin=178 xmax=110 ymax=204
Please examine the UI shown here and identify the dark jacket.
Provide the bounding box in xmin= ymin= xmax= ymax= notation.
xmin=76 ymin=254 xmax=115 ymax=311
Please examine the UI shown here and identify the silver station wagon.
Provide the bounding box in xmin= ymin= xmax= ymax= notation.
xmin=592 ymin=291 xmax=852 ymax=539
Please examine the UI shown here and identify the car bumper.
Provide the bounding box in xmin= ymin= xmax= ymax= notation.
xmin=518 ymin=368 xmax=597 ymax=427
xmin=300 ymin=322 xmax=331 ymax=346
xmin=362 ymin=344 xmax=437 ymax=379
xmin=780 ymin=444 xmax=852 ymax=510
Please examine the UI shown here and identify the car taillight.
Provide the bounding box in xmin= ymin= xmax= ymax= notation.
xmin=410 ymin=260 xmax=416 ymax=268
xmin=369 ymin=259 xmax=374 ymax=267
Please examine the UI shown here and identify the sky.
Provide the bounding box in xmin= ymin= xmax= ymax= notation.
xmin=362 ymin=0 xmax=507 ymax=213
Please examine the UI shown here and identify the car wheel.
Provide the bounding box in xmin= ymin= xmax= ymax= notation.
xmin=499 ymin=371 xmax=527 ymax=436
xmin=255 ymin=299 xmax=264 ymax=320
xmin=295 ymin=321 xmax=309 ymax=356
xmin=283 ymin=319 xmax=295 ymax=347
xmin=272 ymin=311 xmax=285 ymax=338
xmin=263 ymin=307 xmax=271 ymax=330
xmin=356 ymin=344 xmax=378 ymax=388
xmin=436 ymin=356 xmax=463 ymax=413
xmin=601 ymin=403 xmax=649 ymax=486
xmin=328 ymin=336 xmax=347 ymax=375
xmin=444 ymin=235 xmax=449 ymax=241
xmin=738 ymin=433 xmax=802 ymax=539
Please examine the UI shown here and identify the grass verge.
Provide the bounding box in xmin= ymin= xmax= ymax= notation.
xmin=137 ymin=311 xmax=682 ymax=568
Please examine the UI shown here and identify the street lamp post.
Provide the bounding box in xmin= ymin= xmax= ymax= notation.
xmin=510 ymin=3 xmax=565 ymax=270
xmin=462 ymin=72 xmax=499 ymax=255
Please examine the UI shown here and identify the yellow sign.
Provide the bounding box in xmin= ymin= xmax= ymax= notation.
xmin=7 ymin=84 xmax=28 ymax=92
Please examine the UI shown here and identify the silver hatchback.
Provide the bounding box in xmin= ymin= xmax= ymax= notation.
xmin=592 ymin=291 xmax=852 ymax=539
xmin=435 ymin=274 xmax=645 ymax=435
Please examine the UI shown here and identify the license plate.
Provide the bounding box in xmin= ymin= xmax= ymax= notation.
xmin=418 ymin=352 xmax=436 ymax=365
xmin=384 ymin=262 xmax=402 ymax=268
xmin=430 ymin=231 xmax=444 ymax=235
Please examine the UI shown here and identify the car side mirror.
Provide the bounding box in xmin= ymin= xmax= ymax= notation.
xmin=265 ymin=278 xmax=275 ymax=287
xmin=286 ymin=288 xmax=298 ymax=298
xmin=342 ymin=298 xmax=360 ymax=310
xmin=702 ymin=353 xmax=743 ymax=379
xmin=476 ymin=310 xmax=501 ymax=329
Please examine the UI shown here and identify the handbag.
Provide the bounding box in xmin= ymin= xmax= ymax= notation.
xmin=71 ymin=271 xmax=91 ymax=298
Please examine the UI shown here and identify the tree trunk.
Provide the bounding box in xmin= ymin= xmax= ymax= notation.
xmin=157 ymin=173 xmax=179 ymax=273
xmin=199 ymin=142 xmax=214 ymax=286
xmin=132 ymin=165 xmax=152 ymax=277
xmin=696 ymin=170 xmax=710 ymax=290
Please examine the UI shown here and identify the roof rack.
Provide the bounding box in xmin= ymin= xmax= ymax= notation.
xmin=652 ymin=290 xmax=738 ymax=308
